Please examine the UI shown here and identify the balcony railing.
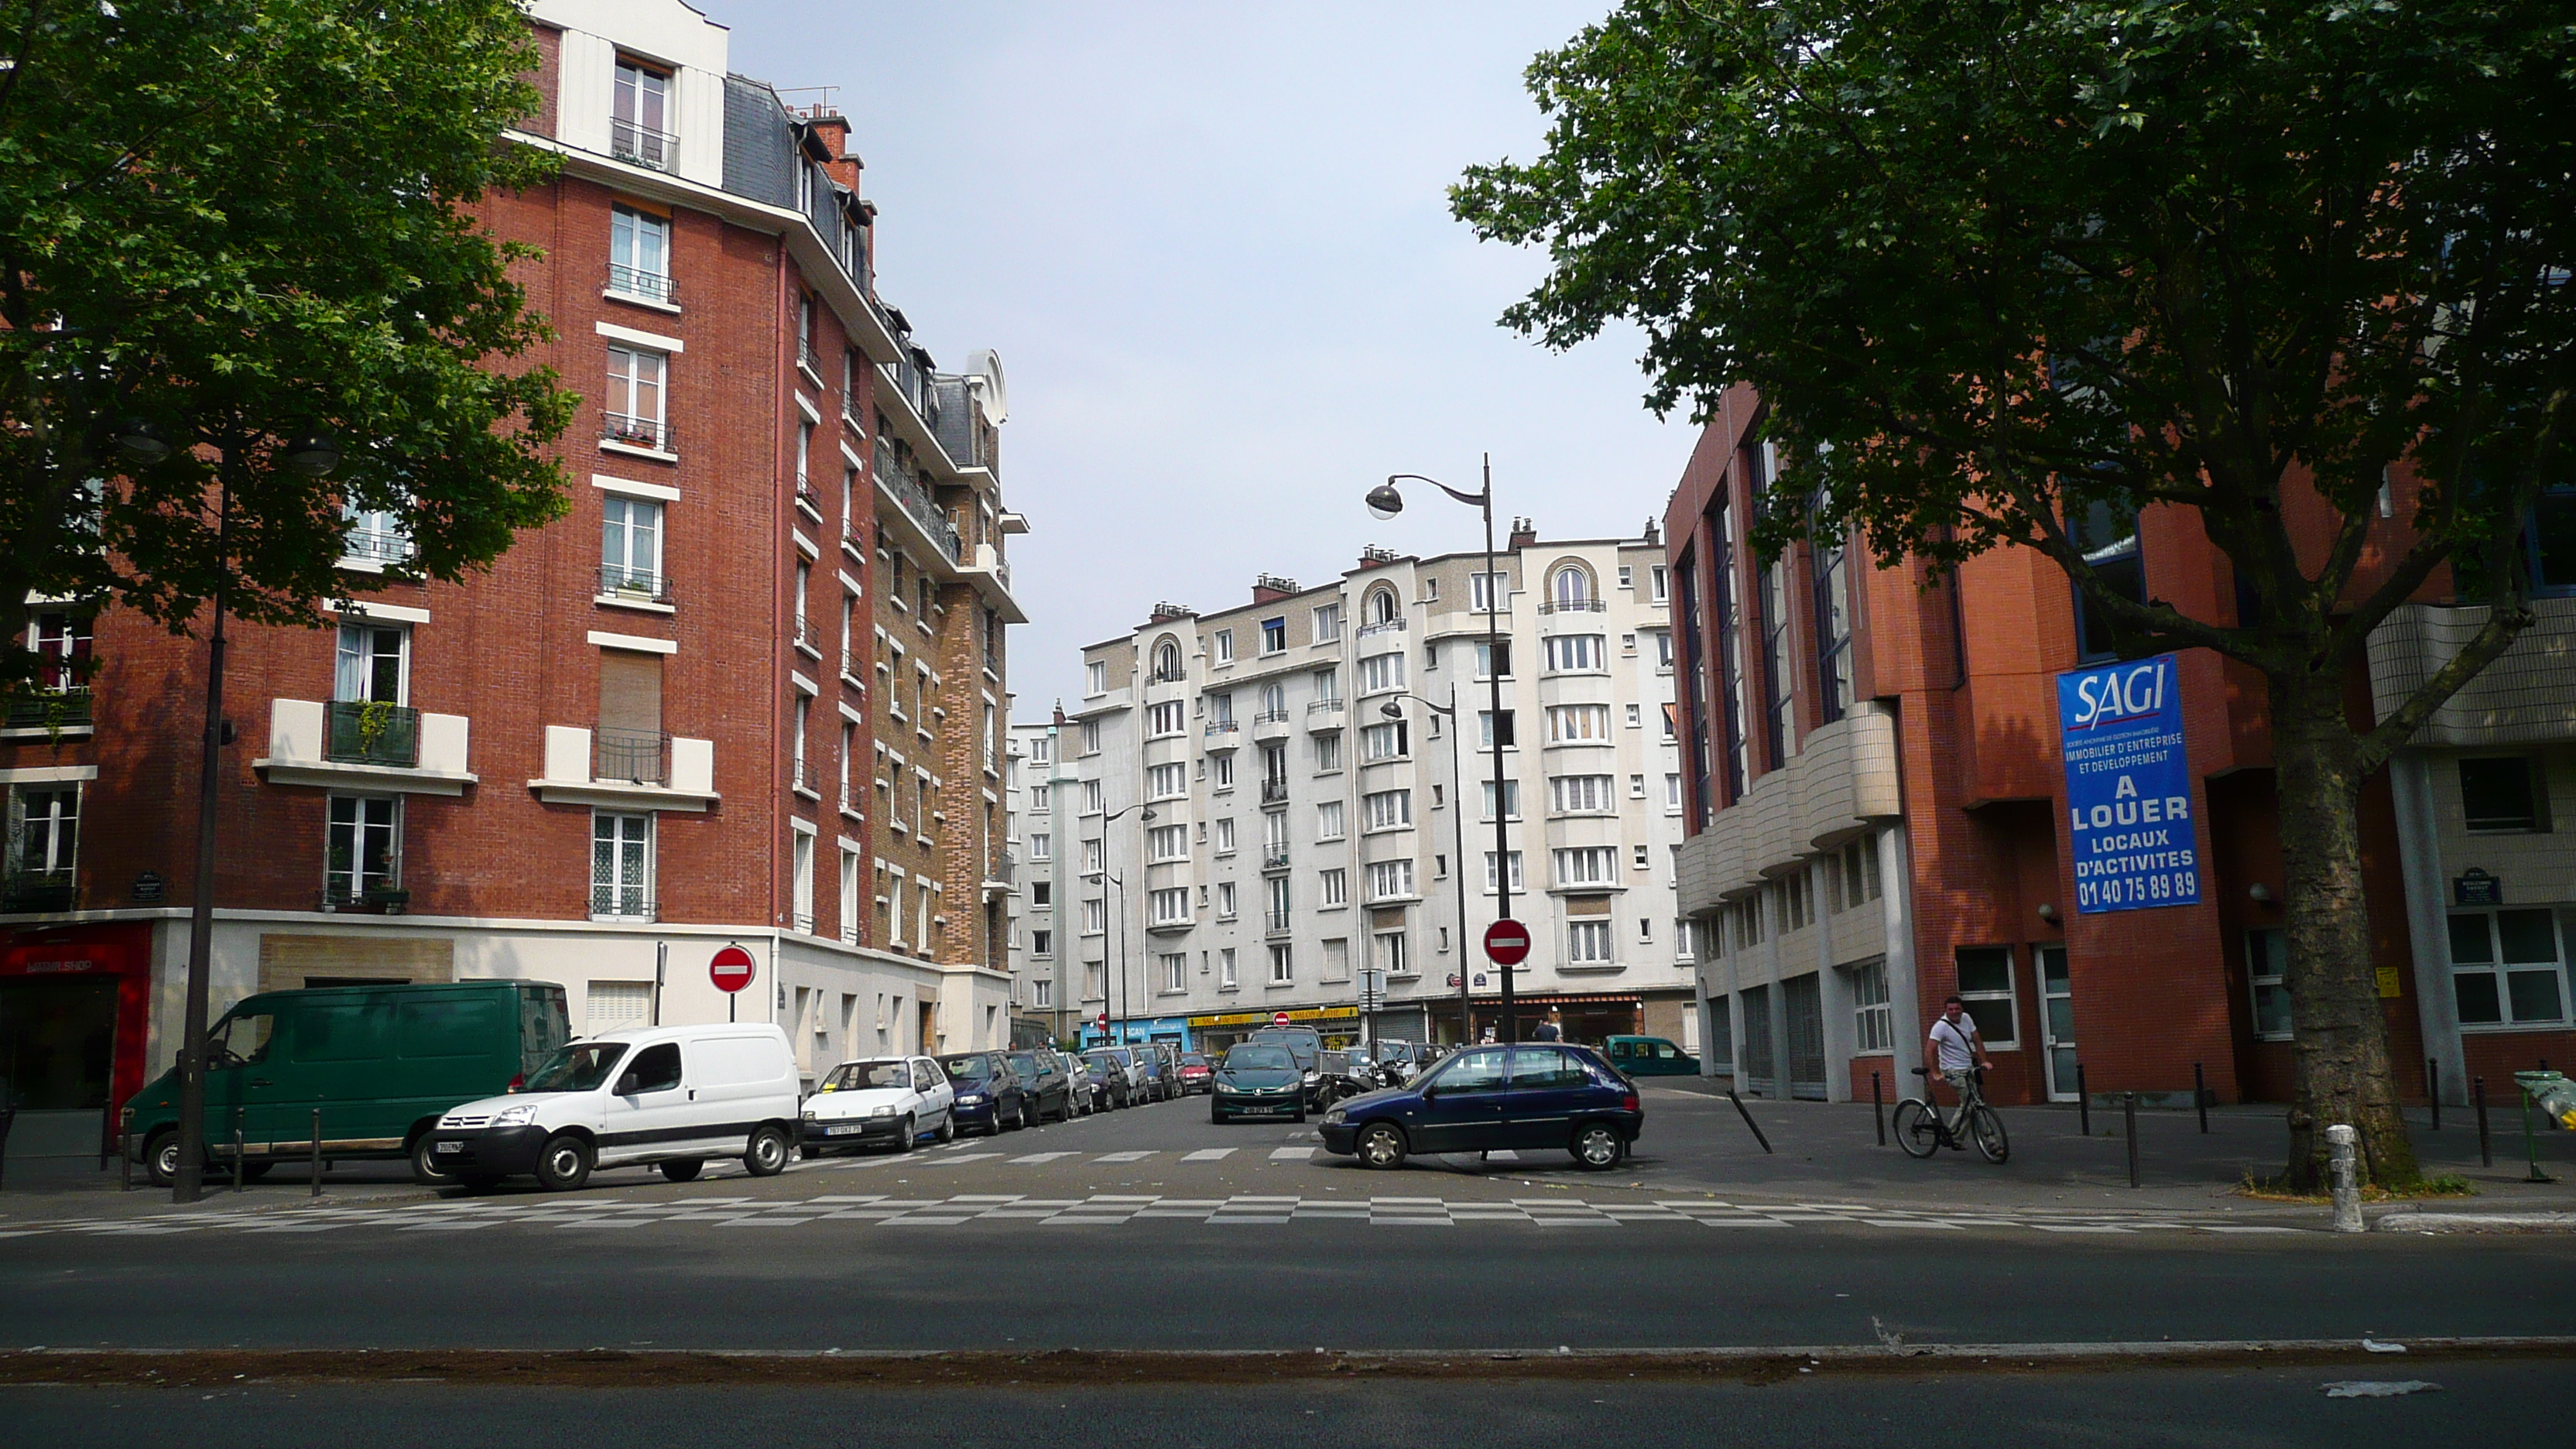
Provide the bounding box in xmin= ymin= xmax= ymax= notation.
xmin=876 ymin=461 xmax=961 ymax=563
xmin=1204 ymin=721 xmax=1239 ymax=743
xmin=602 ymin=412 xmax=669 ymax=451
xmin=1261 ymin=779 xmax=1288 ymax=804
xmin=1356 ymin=616 xmax=1408 ymax=638
xmin=1252 ymin=709 xmax=1291 ymax=727
xmin=609 ymin=118 xmax=679 ymax=171
xmin=1264 ymin=910 xmax=1292 ymax=937
xmin=341 ymin=527 xmax=416 ymax=565
xmin=5 ymin=688 xmax=92 ymax=731
xmin=598 ymin=564 xmax=672 ymax=605
xmin=2 ymin=871 xmax=75 ymax=914
xmin=1539 ymin=598 xmax=1608 ymax=614
xmin=594 ymin=727 xmax=670 ymax=785
xmin=605 ymin=262 xmax=677 ymax=303
xmin=795 ymin=615 xmax=819 ymax=653
xmin=798 ymin=338 xmax=823 ymax=377
xmin=795 ymin=475 xmax=822 ymax=514
xmin=792 ymin=756 xmax=816 ymax=793
xmin=1307 ymin=698 xmax=1345 ymax=717
xmin=323 ymin=701 xmax=420 ymax=767
xmin=1262 ymin=848 xmax=1291 ymax=872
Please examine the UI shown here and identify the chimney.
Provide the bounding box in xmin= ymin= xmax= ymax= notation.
xmin=1053 ymin=700 xmax=1067 ymax=728
xmin=1148 ymin=601 xmax=1194 ymax=622
xmin=1251 ymin=573 xmax=1299 ymax=604
xmin=1507 ymin=516 xmax=1538 ymax=551
xmin=1643 ymin=518 xmax=1663 ymax=546
xmin=1357 ymin=545 xmax=1399 ymax=569
xmin=801 ymin=109 xmax=862 ymax=190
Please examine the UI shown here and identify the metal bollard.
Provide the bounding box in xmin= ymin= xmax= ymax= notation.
xmin=2476 ymin=1076 xmax=2492 ymax=1167
xmin=2076 ymin=1063 xmax=2090 ymax=1136
xmin=1872 ymin=1071 xmax=1886 ymax=1147
xmin=2326 ymin=1124 xmax=2364 ymax=1232
xmin=118 ymin=1109 xmax=132 ymax=1192
xmin=0 ymin=1102 xmax=15 ymax=1192
xmin=309 ymin=1109 xmax=323 ymax=1199
xmin=2427 ymin=1058 xmax=2441 ymax=1132
xmin=1725 ymin=1090 xmax=1774 ymax=1154
xmin=2194 ymin=1063 xmax=2210 ymax=1134
xmin=2125 ymin=1092 xmax=2140 ymax=1188
xmin=232 ymin=1112 xmax=246 ymax=1194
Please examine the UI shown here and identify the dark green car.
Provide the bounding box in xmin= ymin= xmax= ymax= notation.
xmin=1601 ymin=1035 xmax=1700 ymax=1077
xmin=1210 ymin=1043 xmax=1306 ymax=1122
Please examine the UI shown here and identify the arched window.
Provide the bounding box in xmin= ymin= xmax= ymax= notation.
xmin=1260 ymin=683 xmax=1286 ymax=720
xmin=1368 ymin=587 xmax=1400 ymax=625
xmin=1552 ymin=564 xmax=1594 ymax=608
xmin=1153 ymin=637 xmax=1182 ymax=681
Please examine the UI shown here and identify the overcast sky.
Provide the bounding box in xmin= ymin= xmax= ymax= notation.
xmin=717 ymin=2 xmax=1694 ymax=717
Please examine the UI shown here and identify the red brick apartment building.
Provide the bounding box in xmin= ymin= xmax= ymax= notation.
xmin=1664 ymin=385 xmax=2576 ymax=1108
xmin=0 ymin=0 xmax=1030 ymax=1155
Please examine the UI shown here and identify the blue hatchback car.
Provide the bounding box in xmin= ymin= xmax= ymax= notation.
xmin=1317 ymin=1043 xmax=1641 ymax=1171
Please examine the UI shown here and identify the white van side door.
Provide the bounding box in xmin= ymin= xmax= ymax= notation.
xmin=598 ymin=1040 xmax=687 ymax=1167
xmin=689 ymin=1033 xmax=793 ymax=1156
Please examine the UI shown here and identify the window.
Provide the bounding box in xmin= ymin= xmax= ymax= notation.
xmin=1087 ymin=660 xmax=1108 ymax=695
xmin=1366 ymin=858 xmax=1415 ymax=900
xmin=1147 ymin=762 xmax=1188 ymax=800
xmin=2067 ymin=500 xmax=2146 ymax=662
xmin=1954 ymin=947 xmax=2019 ymax=1046
xmin=1625 ymin=703 xmax=1643 ymax=729
xmin=1363 ymin=790 xmax=1412 ymax=831
xmin=1081 ymin=719 xmax=1101 ymax=754
xmin=1367 ymin=587 xmax=1401 ymax=625
xmin=1481 ymin=779 xmax=1521 ymax=820
xmin=1633 ymin=845 xmax=1650 ymax=869
xmin=1316 ymin=800 xmax=1345 ymax=841
xmin=1081 ymin=838 xmax=1105 ymax=875
xmin=1852 ymin=960 xmax=1893 ymax=1053
xmin=1567 ymin=920 xmax=1614 ymax=964
xmin=1147 ymin=701 xmax=1186 ymax=737
xmin=1776 ymin=872 xmax=1814 ymax=931
xmin=1082 ymin=780 xmax=1105 ymax=814
xmin=1656 ymin=631 xmax=1673 ymax=669
xmin=1376 ymin=932 xmax=1410 ymax=978
xmin=1310 ymin=667 xmax=1341 ymax=706
xmin=1650 ymin=565 xmax=1670 ymax=603
xmin=1551 ymin=565 xmax=1594 ymax=609
xmin=1358 ymin=652 xmax=1404 ymax=695
xmin=1547 ymin=704 xmax=1612 ymax=743
xmin=1619 ymin=565 xmax=1635 ymax=589
xmin=1083 ymin=898 xmax=1107 ymax=934
xmin=1149 ymin=887 xmax=1190 ymax=926
xmin=1478 ymin=710 xmax=1516 ymax=748
xmin=1216 ymin=882 xmax=1238 ymax=918
xmin=1258 ymin=682 xmax=1287 ymax=721
xmin=1629 ymin=773 xmax=1646 ymax=798
xmin=1033 ymin=979 xmax=1054 ymax=1008
xmin=2448 ymin=909 xmax=2569 ymax=1027
xmin=2245 ymin=928 xmax=2292 ymax=1040
xmin=1470 ymin=571 xmax=1509 ymax=613
xmin=1212 ymin=629 xmax=1235 ymax=664
xmin=1831 ymin=838 xmax=1882 ymax=911
xmin=591 ymin=812 xmax=652 ymax=918
xmin=1474 ymin=639 xmax=1513 ymax=678
xmin=1483 ymin=851 xmax=1526 ymax=892
xmin=7 ymin=785 xmax=79 ymax=906
xmin=1206 ymin=691 xmax=1235 ymax=727
xmin=1319 ymin=867 xmax=1348 ymax=906
xmin=334 ymin=622 xmax=408 ymax=704
xmin=1152 ymin=638 xmax=1184 ymax=681
xmin=1269 ymin=944 xmax=1294 ymax=984
xmin=1550 ymin=775 xmax=1615 ymax=814
xmin=1758 ymin=558 xmax=1795 ymax=766
xmin=1265 ymin=875 xmax=1291 ymax=927
xmin=1543 ymin=635 xmax=1605 ymax=673
xmin=1313 ymin=733 xmax=1341 ymax=772
xmin=1160 ymin=953 xmax=1187 ymax=992
xmin=603 ymin=345 xmax=668 ymax=449
xmin=1813 ymin=521 xmax=1853 ymax=723
xmin=1312 ymin=603 xmax=1343 ymax=641
xmin=1214 ymin=752 xmax=1238 ymax=787
xmin=1261 ymin=618 xmax=1287 ymax=654
xmin=1032 ymin=881 xmax=1052 ymax=907
xmin=1146 ymin=824 xmax=1187 ymax=862
xmin=1214 ymin=817 xmax=1236 ymax=854
xmin=1360 ymin=721 xmax=1408 ymax=762
xmin=1553 ymin=848 xmax=1618 ymax=886
xmin=608 ymin=204 xmax=673 ymax=301
xmin=1028 ymin=784 xmax=1052 ymax=813
xmin=1220 ymin=949 xmax=1239 ymax=988
xmin=1263 ymin=810 xmax=1290 ymax=854
xmin=1666 ymin=774 xmax=1683 ymax=810
xmin=2460 ymin=757 xmax=2549 ymax=832
xmin=610 ymin=57 xmax=673 ymax=170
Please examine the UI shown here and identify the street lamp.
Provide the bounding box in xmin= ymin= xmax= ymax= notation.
xmin=1366 ymin=457 xmax=1519 ymax=1045
xmin=1381 ymin=691 xmax=1475 ymax=1049
xmin=1102 ymin=803 xmax=1155 ymax=1044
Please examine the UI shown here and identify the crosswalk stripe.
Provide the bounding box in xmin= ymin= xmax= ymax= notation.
xmin=1180 ymin=1149 xmax=1236 ymax=1161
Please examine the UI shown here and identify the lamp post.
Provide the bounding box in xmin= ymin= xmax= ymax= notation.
xmin=1102 ymin=802 xmax=1155 ymax=1045
xmin=1367 ymin=458 xmax=1518 ymax=1044
xmin=1382 ymin=688 xmax=1472 ymax=1048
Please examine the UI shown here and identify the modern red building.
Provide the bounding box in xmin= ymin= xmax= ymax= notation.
xmin=0 ymin=0 xmax=1029 ymax=1161
xmin=1663 ymin=385 xmax=2574 ymax=1108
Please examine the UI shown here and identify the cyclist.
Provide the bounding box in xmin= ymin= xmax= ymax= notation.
xmin=1926 ymin=995 xmax=1993 ymax=1140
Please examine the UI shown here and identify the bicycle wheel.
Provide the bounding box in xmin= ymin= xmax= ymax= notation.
xmin=1970 ymin=1104 xmax=2010 ymax=1164
xmin=1890 ymin=1099 xmax=1938 ymax=1159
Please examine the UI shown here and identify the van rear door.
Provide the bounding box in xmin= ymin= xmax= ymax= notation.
xmin=390 ymin=989 xmax=522 ymax=1148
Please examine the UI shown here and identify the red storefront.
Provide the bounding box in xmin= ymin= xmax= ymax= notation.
xmin=0 ymin=922 xmax=156 ymax=1154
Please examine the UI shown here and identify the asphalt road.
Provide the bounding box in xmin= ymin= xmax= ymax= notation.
xmin=5 ymin=1094 xmax=2574 ymax=1354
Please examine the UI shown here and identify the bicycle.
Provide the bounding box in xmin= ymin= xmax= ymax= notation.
xmin=1893 ymin=1066 xmax=2010 ymax=1163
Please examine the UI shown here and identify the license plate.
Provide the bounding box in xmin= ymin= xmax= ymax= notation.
xmin=825 ymin=1125 xmax=861 ymax=1136
xmin=434 ymin=1141 xmax=462 ymax=1154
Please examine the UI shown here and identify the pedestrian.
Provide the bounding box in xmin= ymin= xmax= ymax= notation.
xmin=1479 ymin=1025 xmax=1496 ymax=1043
xmin=1926 ymin=995 xmax=1993 ymax=1134
xmin=1531 ymin=1009 xmax=1564 ymax=1043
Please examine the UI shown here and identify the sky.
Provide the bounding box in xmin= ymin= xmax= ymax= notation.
xmin=716 ymin=2 xmax=1696 ymax=718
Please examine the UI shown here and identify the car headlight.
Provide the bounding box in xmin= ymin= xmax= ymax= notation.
xmin=958 ymin=1092 xmax=988 ymax=1105
xmin=1215 ymin=1082 xmax=1238 ymax=1094
xmin=492 ymin=1104 xmax=536 ymax=1128
xmin=1303 ymin=1070 xmax=1318 ymax=1083
xmin=800 ymin=1111 xmax=818 ymax=1122
xmin=1324 ymin=1108 xmax=1346 ymax=1125
xmin=870 ymin=1104 xmax=896 ymax=1117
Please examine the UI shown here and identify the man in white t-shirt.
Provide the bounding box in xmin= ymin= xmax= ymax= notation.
xmin=1926 ymin=995 xmax=1992 ymax=1130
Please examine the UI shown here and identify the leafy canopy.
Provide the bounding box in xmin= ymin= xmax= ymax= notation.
xmin=0 ymin=0 xmax=573 ymax=671
xmin=1455 ymin=0 xmax=2575 ymax=752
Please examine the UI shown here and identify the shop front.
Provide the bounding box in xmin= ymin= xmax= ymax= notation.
xmin=0 ymin=922 xmax=155 ymax=1159
xmin=1187 ymin=1005 xmax=1362 ymax=1056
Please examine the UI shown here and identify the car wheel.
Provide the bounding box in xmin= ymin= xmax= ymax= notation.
xmin=937 ymin=1112 xmax=957 ymax=1144
xmin=533 ymin=1133 xmax=593 ymax=1192
xmin=144 ymin=1129 xmax=182 ymax=1189
xmin=409 ymin=1135 xmax=454 ymax=1187
xmin=743 ymin=1124 xmax=792 ymax=1177
xmin=1571 ymin=1122 xmax=1623 ymax=1171
xmin=1357 ymin=1122 xmax=1408 ymax=1170
xmin=894 ymin=1115 xmax=916 ymax=1153
xmin=659 ymin=1159 xmax=703 ymax=1184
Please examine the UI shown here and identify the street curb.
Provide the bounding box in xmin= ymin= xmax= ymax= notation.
xmin=2372 ymin=1211 xmax=2576 ymax=1234
xmin=2 ymin=1338 xmax=2571 ymax=1388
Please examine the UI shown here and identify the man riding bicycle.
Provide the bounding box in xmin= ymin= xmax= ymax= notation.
xmin=1927 ymin=995 xmax=1993 ymax=1133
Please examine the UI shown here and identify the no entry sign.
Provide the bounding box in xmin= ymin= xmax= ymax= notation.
xmin=1483 ymin=920 xmax=1531 ymax=967
xmin=1273 ymin=1012 xmax=1292 ymax=1027
xmin=709 ymin=945 xmax=757 ymax=993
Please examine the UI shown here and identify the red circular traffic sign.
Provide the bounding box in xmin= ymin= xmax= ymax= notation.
xmin=1483 ymin=920 xmax=1531 ymax=967
xmin=709 ymin=945 xmax=757 ymax=994
xmin=1273 ymin=1012 xmax=1291 ymax=1027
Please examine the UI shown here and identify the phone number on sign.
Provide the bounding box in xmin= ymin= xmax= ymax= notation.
xmin=2076 ymin=872 xmax=2197 ymax=908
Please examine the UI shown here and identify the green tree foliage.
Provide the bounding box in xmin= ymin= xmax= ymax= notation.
xmin=1455 ymin=0 xmax=2576 ymax=1188
xmin=0 ymin=0 xmax=573 ymax=681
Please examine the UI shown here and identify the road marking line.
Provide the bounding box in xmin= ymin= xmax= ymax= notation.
xmin=1093 ymin=1151 xmax=1156 ymax=1163
xmin=1268 ymin=1148 xmax=1314 ymax=1160
xmin=947 ymin=1194 xmax=1024 ymax=1203
xmin=1181 ymin=1149 xmax=1236 ymax=1161
xmin=1010 ymin=1153 xmax=1079 ymax=1163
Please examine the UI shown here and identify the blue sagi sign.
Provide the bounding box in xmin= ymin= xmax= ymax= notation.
xmin=2057 ymin=653 xmax=2201 ymax=914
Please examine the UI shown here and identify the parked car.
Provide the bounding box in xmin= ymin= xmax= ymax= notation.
xmin=122 ymin=979 xmax=572 ymax=1189
xmin=801 ymin=1056 xmax=954 ymax=1154
xmin=1601 ymin=1036 xmax=1701 ymax=1077
xmin=1006 ymin=1049 xmax=1075 ymax=1123
xmin=938 ymin=1050 xmax=1033 ymax=1134
xmin=1245 ymin=1026 xmax=1324 ymax=1105
xmin=1176 ymin=1051 xmax=1214 ymax=1094
xmin=1125 ymin=1046 xmax=1170 ymax=1102
xmin=1317 ymin=1043 xmax=1642 ymax=1172
xmin=423 ymin=1023 xmax=801 ymax=1190
xmin=1210 ymin=1043 xmax=1307 ymax=1123
xmin=1080 ymin=1049 xmax=1136 ymax=1109
xmin=1059 ymin=1054 xmax=1098 ymax=1115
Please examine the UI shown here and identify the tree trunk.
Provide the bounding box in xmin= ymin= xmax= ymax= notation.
xmin=2270 ymin=669 xmax=2420 ymax=1191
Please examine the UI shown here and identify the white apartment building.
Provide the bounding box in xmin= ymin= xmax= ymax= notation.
xmin=1066 ymin=527 xmax=1701 ymax=1054
xmin=1002 ymin=715 xmax=1076 ymax=1044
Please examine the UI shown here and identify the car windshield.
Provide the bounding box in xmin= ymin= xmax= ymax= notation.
xmin=941 ymin=1056 xmax=992 ymax=1080
xmin=820 ymin=1060 xmax=909 ymax=1091
xmin=519 ymin=1041 xmax=628 ymax=1094
xmin=1226 ymin=1046 xmax=1294 ymax=1072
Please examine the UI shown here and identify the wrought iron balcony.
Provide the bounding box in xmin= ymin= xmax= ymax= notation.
xmin=5 ymin=688 xmax=92 ymax=731
xmin=323 ymin=701 xmax=420 ymax=767
xmin=609 ymin=118 xmax=679 ymax=171
xmin=1261 ymin=779 xmax=1288 ymax=804
xmin=601 ymin=412 xmax=669 ymax=450
xmin=341 ymin=527 xmax=416 ymax=565
xmin=1539 ymin=598 xmax=1608 ymax=614
xmin=598 ymin=564 xmax=672 ymax=605
xmin=2 ymin=871 xmax=75 ymax=914
xmin=594 ymin=727 xmax=670 ymax=785
xmin=1264 ymin=911 xmax=1292 ymax=937
xmin=1355 ymin=616 xmax=1409 ymax=639
xmin=605 ymin=262 xmax=677 ymax=303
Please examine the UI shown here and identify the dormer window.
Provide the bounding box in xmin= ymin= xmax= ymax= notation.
xmin=611 ymin=58 xmax=674 ymax=171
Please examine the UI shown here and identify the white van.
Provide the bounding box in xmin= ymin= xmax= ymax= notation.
xmin=422 ymin=1023 xmax=800 ymax=1191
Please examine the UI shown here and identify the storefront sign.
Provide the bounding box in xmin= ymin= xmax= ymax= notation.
xmin=1187 ymin=1006 xmax=1360 ymax=1028
xmin=2058 ymin=653 xmax=2201 ymax=914
xmin=2452 ymin=868 xmax=2502 ymax=906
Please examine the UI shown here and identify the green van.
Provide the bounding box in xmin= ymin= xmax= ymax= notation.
xmin=123 ymin=980 xmax=570 ymax=1187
